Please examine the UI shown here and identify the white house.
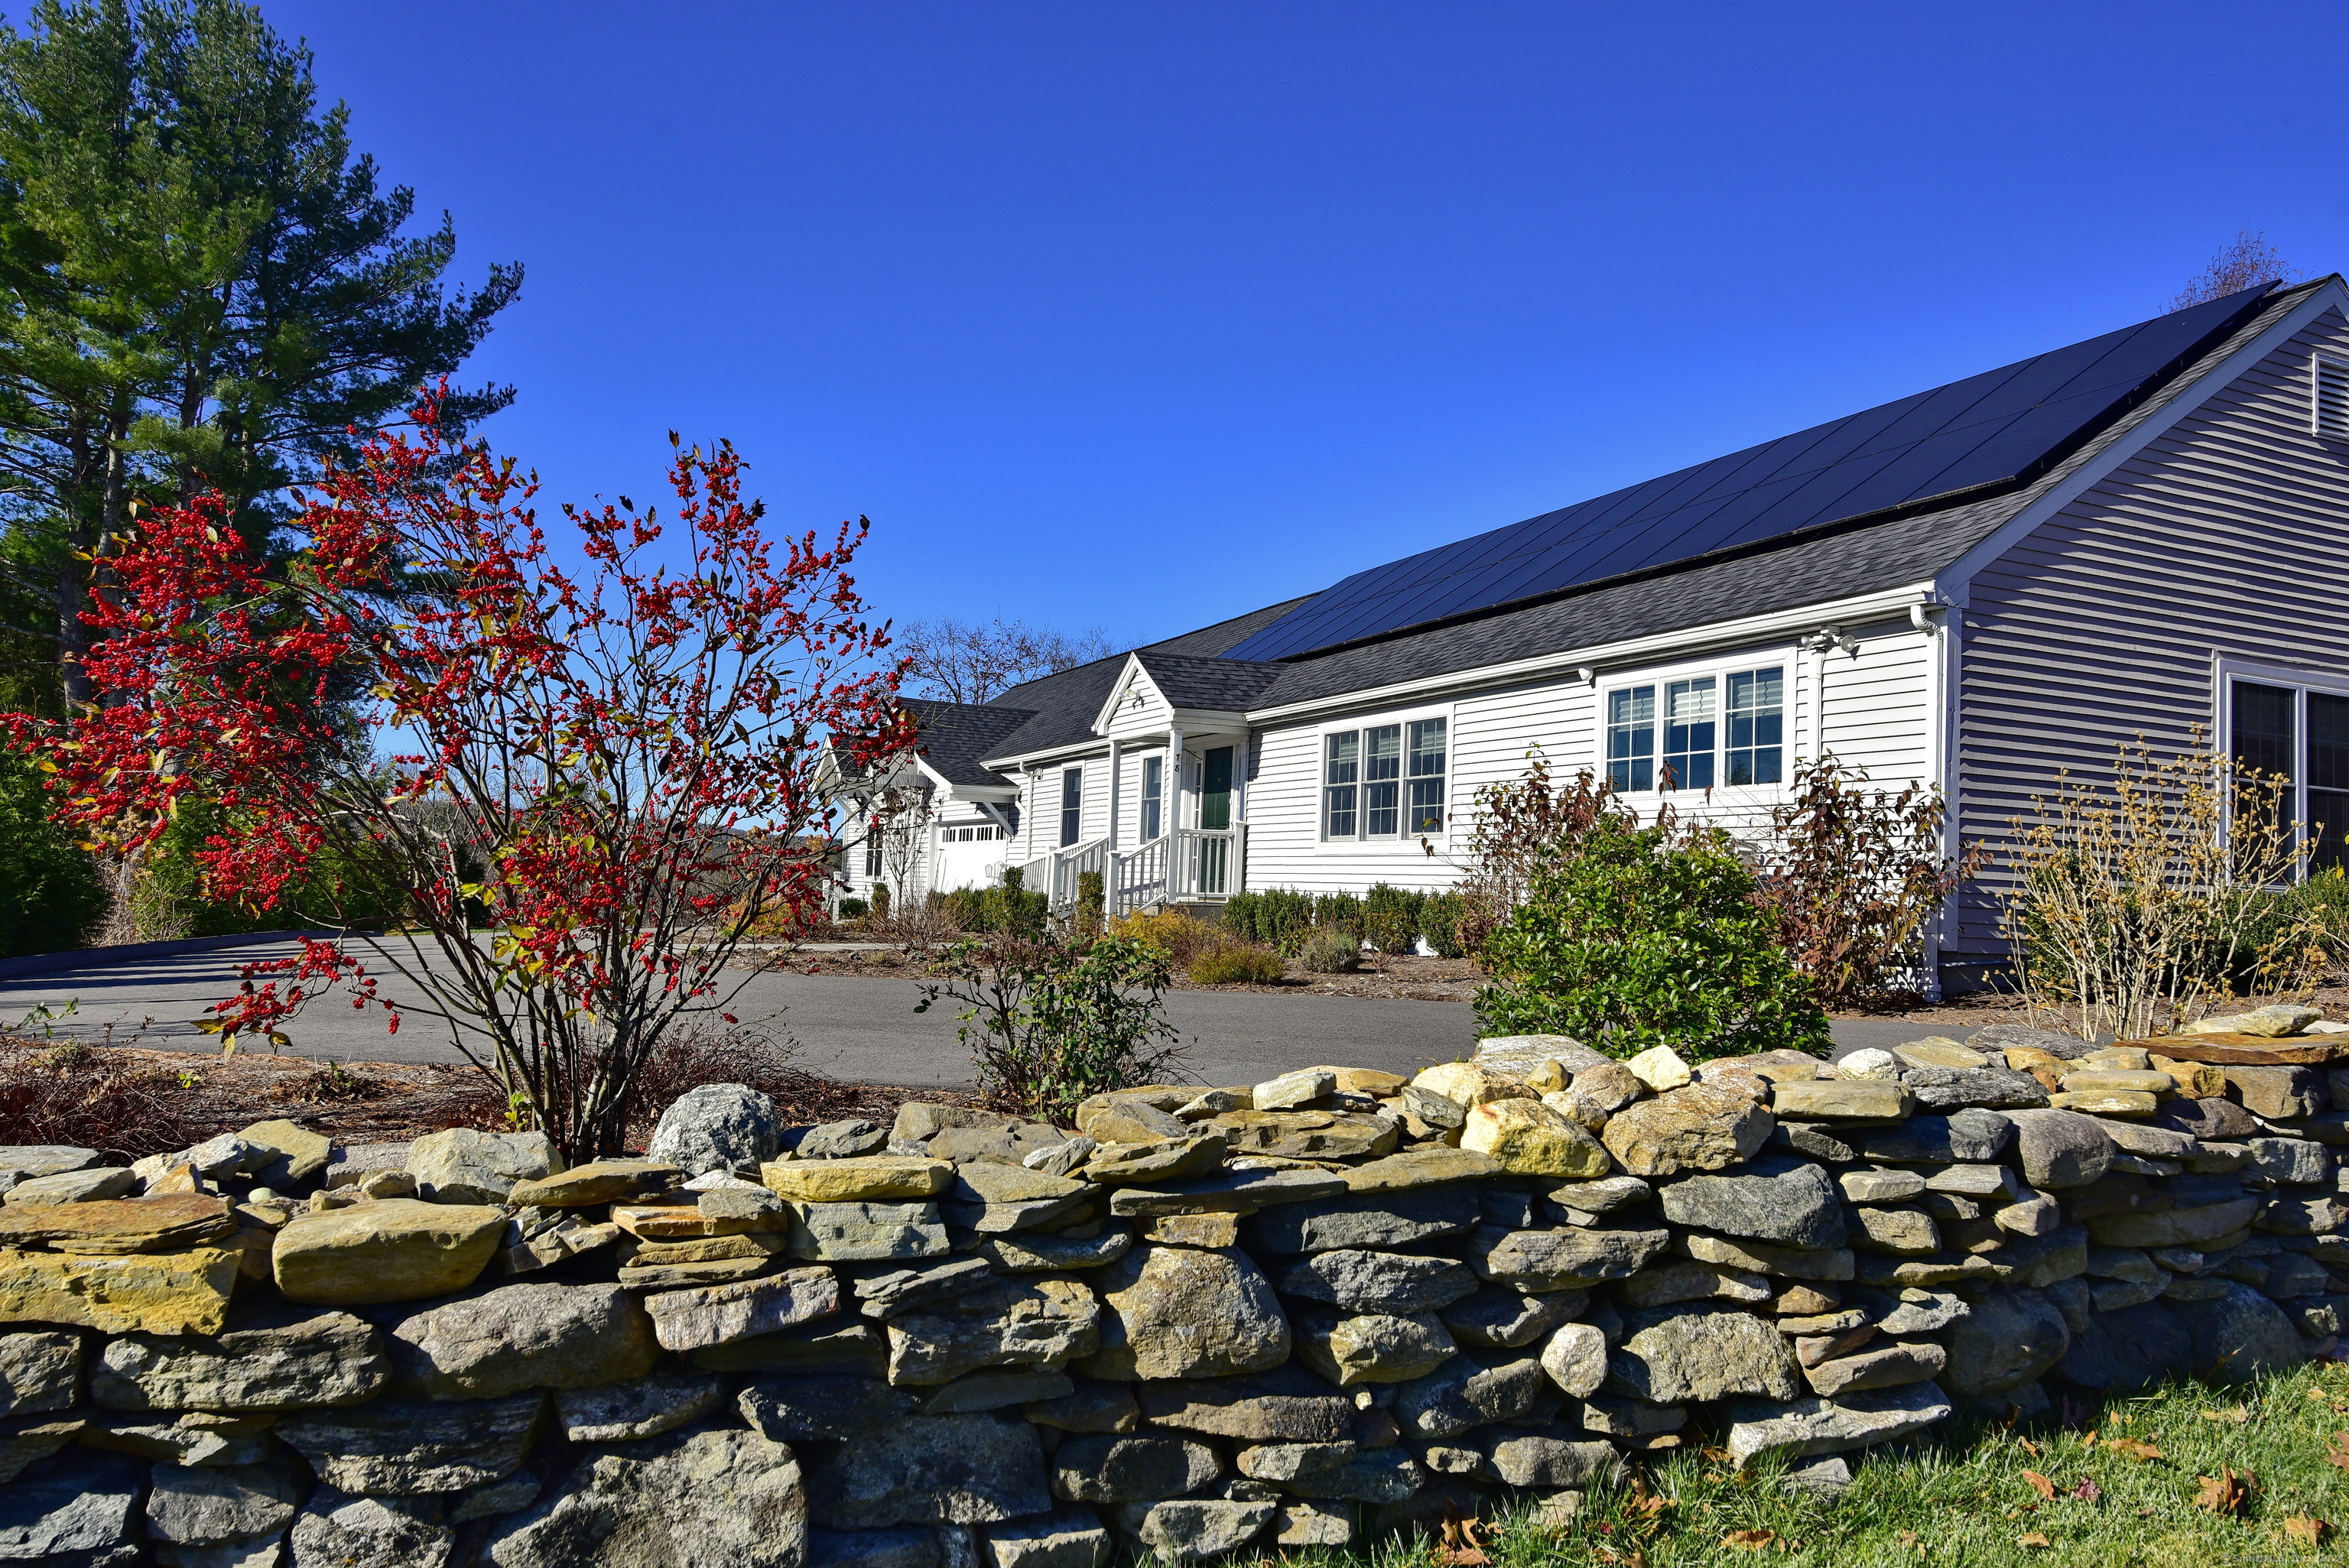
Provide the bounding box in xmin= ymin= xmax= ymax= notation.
xmin=828 ymin=275 xmax=2349 ymax=989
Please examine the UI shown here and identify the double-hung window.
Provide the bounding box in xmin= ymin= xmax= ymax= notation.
xmin=1059 ymin=768 xmax=1083 ymax=847
xmin=1141 ymin=756 xmax=1163 ymax=841
xmin=1609 ymin=664 xmax=1784 ymax=793
xmin=1323 ymin=716 xmax=1446 ymax=839
xmin=2228 ymin=671 xmax=2349 ymax=872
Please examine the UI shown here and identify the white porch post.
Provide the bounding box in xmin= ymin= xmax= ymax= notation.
xmin=1107 ymin=739 xmax=1122 ymax=850
xmin=1168 ymin=723 xmax=1187 ymax=897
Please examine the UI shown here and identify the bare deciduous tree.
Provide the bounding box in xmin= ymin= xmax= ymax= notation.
xmin=2172 ymin=231 xmax=2297 ymax=311
xmin=898 ymin=618 xmax=1115 ymax=706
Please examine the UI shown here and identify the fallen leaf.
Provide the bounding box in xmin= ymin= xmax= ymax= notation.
xmin=1435 ymin=1513 xmax=1490 ymax=1566
xmin=2016 ymin=1532 xmax=2052 ymax=1550
xmin=1897 ymin=1532 xmax=1919 ymax=1547
xmin=2107 ymin=1438 xmax=2163 ymax=1462
xmin=1723 ymin=1531 xmax=1776 ymax=1552
xmin=2022 ymin=1470 xmax=2057 ymax=1501
xmin=2285 ymin=1514 xmax=2332 ymax=1547
xmin=2018 ymin=1437 xmax=2042 ymax=1457
xmin=2195 ymin=1466 xmax=2257 ymax=1518
xmin=2328 ymin=1433 xmax=2349 ymax=1474
xmin=2202 ymin=1406 xmax=2250 ymax=1425
xmin=2071 ymin=1479 xmax=2103 ymax=1502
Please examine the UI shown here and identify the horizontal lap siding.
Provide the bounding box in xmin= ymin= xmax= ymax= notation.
xmin=1951 ymin=306 xmax=2349 ymax=954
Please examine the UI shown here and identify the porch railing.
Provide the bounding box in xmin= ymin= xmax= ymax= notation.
xmin=1036 ymin=825 xmax=1248 ymax=919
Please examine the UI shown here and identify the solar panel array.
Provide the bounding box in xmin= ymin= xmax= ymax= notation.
xmin=1222 ymin=283 xmax=2279 ymax=663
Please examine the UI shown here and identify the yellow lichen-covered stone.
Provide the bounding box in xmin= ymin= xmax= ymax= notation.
xmin=0 ymin=1245 xmax=239 ymax=1334
xmin=2048 ymin=1090 xmax=2160 ymax=1118
xmin=759 ymin=1155 xmax=952 ymax=1203
xmin=2149 ymin=1056 xmax=2228 ymax=1097
xmin=1623 ymin=1045 xmax=1693 ymax=1092
xmin=1461 ymin=1098 xmax=1611 ymax=1179
xmin=270 ymin=1199 xmax=505 ymax=1307
xmin=1410 ymin=1063 xmax=1536 ymax=1110
xmin=2057 ymin=1070 xmax=2175 ymax=1096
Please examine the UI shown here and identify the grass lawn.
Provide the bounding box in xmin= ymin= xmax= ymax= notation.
xmin=1263 ymin=1360 xmax=2349 ymax=1568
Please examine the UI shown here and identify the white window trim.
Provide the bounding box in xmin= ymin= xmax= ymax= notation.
xmin=1596 ymin=648 xmax=1796 ymax=802
xmin=2212 ymin=653 xmax=2349 ymax=865
xmin=2315 ymin=354 xmax=2349 ymax=441
xmin=1314 ymin=703 xmax=1456 ymax=850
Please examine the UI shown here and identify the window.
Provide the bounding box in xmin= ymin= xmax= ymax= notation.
xmin=1408 ymin=718 xmax=1447 ymax=833
xmin=1610 ymin=664 xmax=1782 ymax=791
xmin=1059 ymin=768 xmax=1083 ymax=847
xmin=1363 ymin=725 xmax=1401 ymax=836
xmin=1141 ymin=755 xmax=1163 ymax=841
xmin=1662 ymin=678 xmax=1715 ymax=790
xmin=1725 ymin=667 xmax=1785 ymax=784
xmin=1607 ymin=687 xmax=1655 ymax=792
xmin=864 ymin=838 xmax=882 ymax=878
xmin=1322 ymin=731 xmax=1358 ymax=839
xmin=2224 ymin=671 xmax=2349 ymax=875
xmin=2318 ymin=356 xmax=2349 ymax=440
xmin=944 ymin=825 xmax=999 ymax=842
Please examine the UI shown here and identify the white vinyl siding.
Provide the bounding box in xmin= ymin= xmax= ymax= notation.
xmin=1951 ymin=305 xmax=2349 ymax=956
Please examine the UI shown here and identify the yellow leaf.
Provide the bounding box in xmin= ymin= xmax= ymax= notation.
xmin=2285 ymin=1514 xmax=2331 ymax=1547
xmin=2016 ymin=1533 xmax=2051 ymax=1550
xmin=1723 ymin=1531 xmax=1776 ymax=1552
xmin=2107 ymin=1438 xmax=2162 ymax=1462
xmin=2021 ymin=1470 xmax=2056 ymax=1501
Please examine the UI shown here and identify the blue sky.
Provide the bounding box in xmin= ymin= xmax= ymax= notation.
xmin=262 ymin=2 xmax=2349 ymax=653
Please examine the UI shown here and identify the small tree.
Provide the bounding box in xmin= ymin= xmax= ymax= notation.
xmin=916 ymin=931 xmax=1185 ymax=1122
xmin=2003 ymin=739 xmax=2328 ymax=1041
xmin=1476 ymin=816 xmax=1828 ymax=1060
xmin=8 ymin=402 xmax=908 ymax=1157
xmin=1451 ymin=753 xmax=1631 ymax=956
xmin=1751 ymin=757 xmax=1982 ymax=1009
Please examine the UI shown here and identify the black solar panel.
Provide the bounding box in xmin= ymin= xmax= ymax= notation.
xmin=1223 ymin=283 xmax=2278 ymax=662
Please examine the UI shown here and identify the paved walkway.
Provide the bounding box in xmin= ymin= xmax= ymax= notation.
xmin=0 ymin=935 xmax=1967 ymax=1090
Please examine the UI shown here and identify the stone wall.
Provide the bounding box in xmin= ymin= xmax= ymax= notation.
xmin=1 ymin=1018 xmax=2344 ymax=1567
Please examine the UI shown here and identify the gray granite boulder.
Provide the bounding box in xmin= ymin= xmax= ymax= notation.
xmin=387 ymin=1283 xmax=660 ymax=1401
xmin=93 ymin=1308 xmax=385 ymax=1412
xmin=1606 ymin=1304 xmax=1802 ymax=1403
xmin=808 ymin=1411 xmax=1052 ymax=1528
xmin=2171 ymin=1282 xmax=2308 ymax=1385
xmin=1941 ymin=1287 xmax=2069 ymax=1396
xmin=289 ymin=1488 xmax=453 ymax=1568
xmin=484 ymin=1423 xmax=806 ymax=1567
xmin=1657 ymin=1157 xmax=1845 ymax=1248
xmin=648 ymin=1084 xmax=785 ymax=1177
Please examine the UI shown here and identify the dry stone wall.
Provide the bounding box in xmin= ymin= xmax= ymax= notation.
xmin=2 ymin=1014 xmax=2347 ymax=1566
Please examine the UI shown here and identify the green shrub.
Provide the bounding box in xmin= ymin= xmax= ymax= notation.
xmin=1221 ymin=888 xmax=1317 ymax=950
xmin=0 ymin=751 xmax=106 ymax=958
xmin=916 ymin=933 xmax=1186 ymax=1122
xmin=837 ymin=896 xmax=869 ymax=920
xmin=1188 ymin=943 xmax=1287 ymax=984
xmin=943 ymin=874 xmax=1051 ymax=940
xmin=1075 ymin=870 xmax=1104 ymax=931
xmin=1298 ymin=927 xmax=1363 ymax=974
xmin=1362 ymin=906 xmax=1418 ymax=957
xmin=1312 ymin=891 xmax=1363 ymax=934
xmin=1421 ymin=891 xmax=1469 ymax=958
xmin=1477 ymin=816 xmax=1828 ymax=1060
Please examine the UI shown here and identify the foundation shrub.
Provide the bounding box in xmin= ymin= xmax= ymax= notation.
xmin=1187 ymin=942 xmax=1287 ymax=985
xmin=1297 ymin=927 xmax=1363 ymax=974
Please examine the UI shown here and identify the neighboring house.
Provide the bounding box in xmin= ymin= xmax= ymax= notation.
xmin=826 ymin=276 xmax=2349 ymax=989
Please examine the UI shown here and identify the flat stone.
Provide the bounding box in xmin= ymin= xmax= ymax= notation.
xmin=1841 ymin=1167 xmax=1926 ymax=1203
xmin=1335 ymin=1148 xmax=1500 ymax=1193
xmin=1253 ymin=1069 xmax=1337 ymax=1112
xmin=1970 ymin=1024 xmax=2094 ymax=1060
xmin=886 ymin=1277 xmax=1100 ymax=1385
xmin=1414 ymin=1062 xmax=1539 ymax=1108
xmin=944 ymin=1164 xmax=1092 ymax=1233
xmin=1237 ymin=1440 xmax=1425 ymax=1501
xmin=1771 ymin=1080 xmax=1912 ymax=1121
xmin=1607 ymin=1304 xmax=1802 ymax=1403
xmin=1462 ymin=1099 xmax=1610 ymax=1177
xmin=738 ymin=1375 xmax=919 ymax=1441
xmin=0 ymin=1145 xmax=98 ymax=1180
xmin=278 ymin=1391 xmax=544 ymax=1494
xmin=1857 ymin=1110 xmax=2013 ymax=1164
xmin=1724 ymin=1380 xmax=1952 ymax=1466
xmin=1900 ymin=1067 xmax=2050 ymax=1112
xmin=789 ymin=1200 xmax=952 ymax=1261
xmin=1600 ymin=1086 xmax=1775 ymax=1176
xmin=406 ymin=1128 xmax=556 ymax=1205
xmin=981 ymin=1509 xmax=1114 ymax=1568
xmin=0 ymin=1450 xmax=148 ymax=1566
xmin=231 ymin=1118 xmax=332 ymax=1187
xmin=1106 ymin=1168 xmax=1350 ymax=1219
xmin=2193 ymin=1004 xmax=2321 ymax=1037
xmin=1023 ymin=1139 xmax=1097 ymax=1180
xmin=1075 ymin=1098 xmax=1191 ymax=1148
xmin=800 ymin=1118 xmax=892 ymax=1160
xmin=643 ymin=1268 xmax=840 ymax=1352
xmin=0 ymin=1192 xmax=236 ymax=1254
xmin=1546 ymin=1175 xmax=1654 ymax=1219
xmin=1998 ymin=1109 xmax=2114 ymax=1190
xmin=690 ymin=1321 xmax=885 ymax=1380
xmin=483 ymin=1423 xmax=806 ymax=1568
xmin=1893 ymin=1039 xmax=1987 ymax=1070
xmin=1803 ymin=1339 xmax=1945 ymax=1397
xmin=762 ymin=1157 xmax=954 ymax=1203
xmin=2262 ymin=1194 xmax=2349 ymax=1233
xmin=2224 ymin=1066 xmax=2325 ymax=1119
xmin=1276 ymin=1249 xmax=1477 ymax=1314
xmin=556 ymin=1372 xmax=729 ymax=1441
xmin=1135 ymin=1365 xmax=1350 ymax=1441
xmin=1616 ymin=1259 xmax=1770 ymax=1307
xmin=2 ymin=1166 xmax=135 ymax=1207
xmin=648 ymin=1083 xmax=785 ymax=1176
xmin=811 ymin=1411 xmax=1051 ymax=1527
xmin=1581 ymin=1395 xmax=1689 ymax=1437
xmin=1020 ymin=1378 xmax=1140 ymax=1434
xmin=1294 ymin=1310 xmax=1457 ymax=1385
xmin=271 ymin=1199 xmax=506 ymax=1307
xmin=980 ymin=1232 xmax=1135 ymax=1273
xmin=1208 ymin=1109 xmax=1399 ymax=1162
xmin=1142 ymin=1213 xmax=1238 ymax=1246
xmin=1052 ymin=1433 xmax=1220 ymax=1502
xmin=92 ymin=1307 xmax=383 ymax=1411
xmin=385 ymin=1281 xmax=660 ymax=1400
xmin=1113 ymin=1498 xmax=1275 ymax=1565
xmin=1393 ymin=1351 xmax=1551 ymax=1438
xmin=284 ymin=1487 xmax=450 ymax=1564
xmin=854 ymin=1257 xmax=997 ymax=1320
xmin=1681 ymin=1234 xmax=1856 ymax=1282
xmin=2051 ymin=1090 xmax=2160 ymax=1116
xmin=2157 ymin=1097 xmax=2263 ymax=1141
xmin=1243 ymin=1183 xmax=1478 ymax=1254
xmin=1848 ymin=1207 xmax=1939 ymax=1254
xmin=0 ymin=1245 xmax=239 ymax=1334
xmin=1837 ymin=1049 xmax=1901 ymax=1082
xmin=2086 ymin=1196 xmax=2262 ymax=1248
xmin=1659 ymin=1157 xmax=1845 ymax=1248
xmin=1079 ymin=1245 xmax=1289 ymax=1380
xmin=1480 ymin=1432 xmax=1624 ymax=1489
xmin=145 ymin=1462 xmax=300 ymax=1548
xmin=2245 ymin=1138 xmax=2332 ymax=1184
xmin=1470 ymin=1225 xmax=1669 ymax=1288
xmin=1079 ymin=1138 xmax=1227 ymax=1187
xmin=0 ymin=1331 xmax=78 ymax=1417
xmin=506 ymin=1160 xmax=678 ymax=1207
xmin=921 ymin=1368 xmax=1075 ymax=1414
xmin=1428 ymin=1286 xmax=1572 ymax=1352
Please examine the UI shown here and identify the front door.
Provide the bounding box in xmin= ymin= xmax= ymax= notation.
xmin=1200 ymin=747 xmax=1233 ymax=830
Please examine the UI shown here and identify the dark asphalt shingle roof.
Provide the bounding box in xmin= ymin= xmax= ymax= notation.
xmin=898 ymin=699 xmax=1036 ymax=787
xmin=917 ymin=279 xmax=2328 ymax=765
